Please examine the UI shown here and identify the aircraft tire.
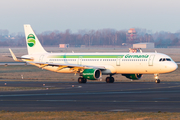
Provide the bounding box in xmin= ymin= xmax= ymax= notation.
xmin=155 ymin=79 xmax=160 ymax=83
xmin=106 ymin=77 xmax=114 ymax=83
xmin=110 ymin=77 xmax=114 ymax=83
xmin=78 ymin=77 xmax=87 ymax=83
xmin=78 ymin=77 xmax=83 ymax=83
xmin=83 ymin=78 xmax=87 ymax=83
xmin=106 ymin=77 xmax=110 ymax=83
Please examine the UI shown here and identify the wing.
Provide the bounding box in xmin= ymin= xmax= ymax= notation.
xmin=8 ymin=48 xmax=110 ymax=73
xmin=28 ymin=61 xmax=106 ymax=73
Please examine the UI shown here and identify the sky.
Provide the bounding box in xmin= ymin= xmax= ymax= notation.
xmin=1 ymin=0 xmax=180 ymax=34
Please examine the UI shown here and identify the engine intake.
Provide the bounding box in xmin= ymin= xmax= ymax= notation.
xmin=82 ymin=69 xmax=102 ymax=80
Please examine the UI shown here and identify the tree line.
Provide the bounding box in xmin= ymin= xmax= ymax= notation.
xmin=0 ymin=28 xmax=180 ymax=47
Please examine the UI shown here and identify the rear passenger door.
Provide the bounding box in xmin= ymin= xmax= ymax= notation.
xmin=39 ymin=55 xmax=44 ymax=62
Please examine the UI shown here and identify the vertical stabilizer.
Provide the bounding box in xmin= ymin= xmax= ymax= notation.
xmin=24 ymin=24 xmax=47 ymax=55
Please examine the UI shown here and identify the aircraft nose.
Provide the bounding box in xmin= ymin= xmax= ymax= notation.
xmin=175 ymin=63 xmax=178 ymax=70
xmin=167 ymin=62 xmax=178 ymax=72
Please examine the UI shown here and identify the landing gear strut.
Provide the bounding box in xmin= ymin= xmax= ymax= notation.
xmin=78 ymin=77 xmax=87 ymax=83
xmin=106 ymin=74 xmax=114 ymax=83
xmin=154 ymin=74 xmax=160 ymax=83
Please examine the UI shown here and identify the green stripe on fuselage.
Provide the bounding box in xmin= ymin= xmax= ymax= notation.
xmin=48 ymin=55 xmax=124 ymax=58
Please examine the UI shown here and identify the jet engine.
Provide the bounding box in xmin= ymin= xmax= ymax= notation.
xmin=82 ymin=69 xmax=102 ymax=80
xmin=122 ymin=74 xmax=143 ymax=80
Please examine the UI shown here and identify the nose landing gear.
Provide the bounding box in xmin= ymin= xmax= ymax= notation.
xmin=154 ymin=74 xmax=160 ymax=83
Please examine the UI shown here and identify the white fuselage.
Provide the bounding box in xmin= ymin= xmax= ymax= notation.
xmin=22 ymin=52 xmax=178 ymax=75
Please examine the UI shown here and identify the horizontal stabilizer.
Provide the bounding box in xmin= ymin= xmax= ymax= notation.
xmin=9 ymin=48 xmax=22 ymax=62
xmin=8 ymin=48 xmax=33 ymax=62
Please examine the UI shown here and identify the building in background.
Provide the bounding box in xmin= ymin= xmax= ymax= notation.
xmin=129 ymin=48 xmax=142 ymax=53
xmin=59 ymin=44 xmax=69 ymax=48
xmin=133 ymin=43 xmax=154 ymax=49
xmin=126 ymin=28 xmax=137 ymax=44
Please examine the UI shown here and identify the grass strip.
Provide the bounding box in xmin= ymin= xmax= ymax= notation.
xmin=0 ymin=111 xmax=179 ymax=120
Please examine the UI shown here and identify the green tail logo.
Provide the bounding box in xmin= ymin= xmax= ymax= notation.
xmin=27 ymin=34 xmax=36 ymax=47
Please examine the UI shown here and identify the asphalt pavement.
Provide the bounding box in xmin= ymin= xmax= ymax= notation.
xmin=0 ymin=81 xmax=180 ymax=112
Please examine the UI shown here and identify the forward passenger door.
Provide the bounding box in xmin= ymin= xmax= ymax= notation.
xmin=116 ymin=57 xmax=121 ymax=66
xmin=148 ymin=55 xmax=155 ymax=66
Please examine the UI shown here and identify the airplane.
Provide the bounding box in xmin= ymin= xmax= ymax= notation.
xmin=9 ymin=24 xmax=178 ymax=84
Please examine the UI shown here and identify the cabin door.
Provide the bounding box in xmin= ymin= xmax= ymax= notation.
xmin=78 ymin=56 xmax=82 ymax=65
xmin=39 ymin=55 xmax=44 ymax=62
xmin=116 ymin=57 xmax=121 ymax=66
xmin=148 ymin=55 xmax=155 ymax=66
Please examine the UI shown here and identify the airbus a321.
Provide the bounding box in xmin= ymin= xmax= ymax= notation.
xmin=9 ymin=25 xmax=178 ymax=83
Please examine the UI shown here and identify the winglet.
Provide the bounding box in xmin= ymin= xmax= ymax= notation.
xmin=9 ymin=48 xmax=22 ymax=62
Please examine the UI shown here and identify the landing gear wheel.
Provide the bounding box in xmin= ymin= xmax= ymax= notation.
xmin=155 ymin=79 xmax=160 ymax=83
xmin=106 ymin=77 xmax=110 ymax=83
xmin=83 ymin=78 xmax=87 ymax=83
xmin=106 ymin=77 xmax=114 ymax=83
xmin=78 ymin=77 xmax=87 ymax=83
xmin=110 ymin=77 xmax=114 ymax=83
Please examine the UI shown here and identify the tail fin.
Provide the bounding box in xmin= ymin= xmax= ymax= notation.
xmin=24 ymin=24 xmax=47 ymax=55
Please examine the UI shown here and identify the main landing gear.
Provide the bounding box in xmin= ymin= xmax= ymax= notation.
xmin=78 ymin=74 xmax=115 ymax=83
xmin=78 ymin=77 xmax=87 ymax=83
xmin=106 ymin=74 xmax=114 ymax=83
xmin=154 ymin=74 xmax=160 ymax=83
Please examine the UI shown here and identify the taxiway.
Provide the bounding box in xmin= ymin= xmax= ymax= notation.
xmin=0 ymin=81 xmax=180 ymax=112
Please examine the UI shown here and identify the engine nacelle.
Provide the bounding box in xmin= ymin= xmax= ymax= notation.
xmin=82 ymin=69 xmax=102 ymax=80
xmin=122 ymin=74 xmax=143 ymax=80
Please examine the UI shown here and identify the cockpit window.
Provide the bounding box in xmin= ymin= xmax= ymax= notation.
xmin=166 ymin=58 xmax=171 ymax=61
xmin=159 ymin=58 xmax=171 ymax=62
